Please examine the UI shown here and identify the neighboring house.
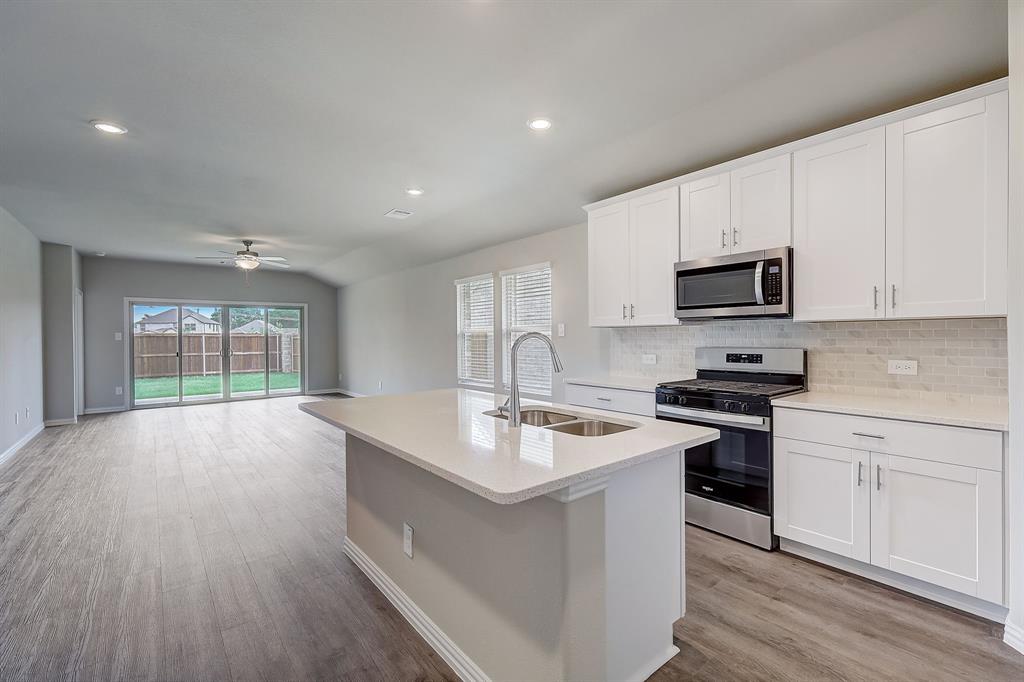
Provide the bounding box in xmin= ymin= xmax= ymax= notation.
xmin=135 ymin=308 xmax=222 ymax=334
xmin=232 ymin=319 xmax=287 ymax=335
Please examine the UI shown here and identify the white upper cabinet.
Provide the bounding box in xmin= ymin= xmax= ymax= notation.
xmin=680 ymin=174 xmax=730 ymax=260
xmin=730 ymin=154 xmax=791 ymax=252
xmin=793 ymin=127 xmax=886 ymax=321
xmin=885 ymin=92 xmax=1008 ymax=318
xmin=629 ymin=187 xmax=680 ymax=326
xmin=587 ymin=201 xmax=631 ymax=327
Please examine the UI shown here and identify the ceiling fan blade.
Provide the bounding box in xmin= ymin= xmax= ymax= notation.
xmin=257 ymin=256 xmax=287 ymax=261
xmin=259 ymin=260 xmax=290 ymax=268
xmin=217 ymin=250 xmax=238 ymax=255
xmin=195 ymin=256 xmax=231 ymax=260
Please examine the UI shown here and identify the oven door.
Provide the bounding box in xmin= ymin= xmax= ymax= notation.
xmin=656 ymin=404 xmax=772 ymax=515
xmin=674 ymin=247 xmax=790 ymax=319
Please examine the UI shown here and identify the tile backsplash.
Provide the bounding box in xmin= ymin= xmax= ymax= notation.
xmin=610 ymin=318 xmax=1007 ymax=404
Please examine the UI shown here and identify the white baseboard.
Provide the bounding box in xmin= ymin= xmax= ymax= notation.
xmin=84 ymin=406 xmax=126 ymax=415
xmin=307 ymin=387 xmax=366 ymax=398
xmin=780 ymin=538 xmax=1008 ymax=623
xmin=0 ymin=422 xmax=44 ymax=468
xmin=343 ymin=537 xmax=489 ymax=682
xmin=1005 ymin=619 xmax=1024 ymax=656
xmin=45 ymin=417 xmax=77 ymax=427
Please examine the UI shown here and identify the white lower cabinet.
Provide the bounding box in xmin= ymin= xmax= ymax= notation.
xmin=773 ymin=408 xmax=1004 ymax=605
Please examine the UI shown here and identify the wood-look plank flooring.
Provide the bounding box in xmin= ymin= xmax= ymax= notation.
xmin=0 ymin=395 xmax=1021 ymax=681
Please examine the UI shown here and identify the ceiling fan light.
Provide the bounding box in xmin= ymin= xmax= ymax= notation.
xmin=235 ymin=255 xmax=260 ymax=270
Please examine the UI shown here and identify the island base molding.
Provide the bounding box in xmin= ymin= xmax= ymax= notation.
xmin=780 ymin=539 xmax=1009 ymax=623
xmin=345 ymin=435 xmax=685 ymax=681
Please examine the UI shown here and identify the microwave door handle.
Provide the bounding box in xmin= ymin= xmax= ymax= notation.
xmin=754 ymin=260 xmax=765 ymax=305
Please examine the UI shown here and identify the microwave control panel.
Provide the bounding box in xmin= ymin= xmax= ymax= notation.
xmin=764 ymin=260 xmax=784 ymax=305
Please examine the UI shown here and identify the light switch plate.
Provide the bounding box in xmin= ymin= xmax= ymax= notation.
xmin=115 ymin=386 xmax=123 ymax=396
xmin=641 ymin=354 xmax=657 ymax=365
xmin=403 ymin=522 xmax=414 ymax=558
xmin=114 ymin=332 xmax=123 ymax=341
xmin=557 ymin=323 xmax=565 ymax=337
xmin=887 ymin=359 xmax=918 ymax=376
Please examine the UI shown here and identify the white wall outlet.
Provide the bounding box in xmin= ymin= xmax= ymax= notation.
xmin=378 ymin=380 xmax=383 ymax=392
xmin=338 ymin=373 xmax=343 ymax=383
xmin=403 ymin=522 xmax=414 ymax=558
xmin=114 ymin=331 xmax=123 ymax=341
xmin=115 ymin=386 xmax=123 ymax=396
xmin=641 ymin=354 xmax=657 ymax=365
xmin=557 ymin=323 xmax=565 ymax=337
xmin=887 ymin=359 xmax=918 ymax=376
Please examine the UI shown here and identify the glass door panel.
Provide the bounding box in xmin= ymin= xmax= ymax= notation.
xmin=181 ymin=305 xmax=225 ymax=402
xmin=131 ymin=304 xmax=180 ymax=405
xmin=267 ymin=307 xmax=302 ymax=395
xmin=228 ymin=306 xmax=268 ymax=397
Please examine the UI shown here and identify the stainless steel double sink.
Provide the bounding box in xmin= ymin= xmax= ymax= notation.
xmin=484 ymin=407 xmax=637 ymax=437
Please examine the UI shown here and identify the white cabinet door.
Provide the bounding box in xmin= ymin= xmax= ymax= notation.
xmin=680 ymin=173 xmax=730 ymax=260
xmin=793 ymin=127 xmax=886 ymax=321
xmin=730 ymin=154 xmax=791 ymax=252
xmin=870 ymin=453 xmax=1002 ymax=602
xmin=587 ymin=201 xmax=631 ymax=327
xmin=629 ymin=187 xmax=679 ymax=326
xmin=885 ymin=92 xmax=1008 ymax=318
xmin=773 ymin=437 xmax=870 ymax=561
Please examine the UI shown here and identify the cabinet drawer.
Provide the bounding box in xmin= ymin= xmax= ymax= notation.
xmin=564 ymin=384 xmax=655 ymax=417
xmin=773 ymin=408 xmax=1002 ymax=472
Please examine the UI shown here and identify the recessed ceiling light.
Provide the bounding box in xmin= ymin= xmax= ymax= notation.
xmin=95 ymin=252 xmax=106 ymax=257
xmin=405 ymin=187 xmax=424 ymax=196
xmin=527 ymin=118 xmax=552 ymax=131
xmin=90 ymin=120 xmax=127 ymax=135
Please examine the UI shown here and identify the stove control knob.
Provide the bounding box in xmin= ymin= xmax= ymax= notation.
xmin=740 ymin=403 xmax=750 ymax=413
xmin=677 ymin=396 xmax=687 ymax=406
xmin=723 ymin=400 xmax=735 ymax=412
xmin=664 ymin=395 xmax=677 ymax=405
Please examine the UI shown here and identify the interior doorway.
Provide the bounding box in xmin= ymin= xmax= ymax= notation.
xmin=129 ymin=300 xmax=305 ymax=408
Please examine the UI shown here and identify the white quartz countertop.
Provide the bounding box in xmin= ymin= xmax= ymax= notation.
xmin=563 ymin=375 xmax=667 ymax=393
xmin=772 ymin=392 xmax=1008 ymax=432
xmin=300 ymin=388 xmax=719 ymax=504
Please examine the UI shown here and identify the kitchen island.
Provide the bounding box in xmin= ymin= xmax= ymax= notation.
xmin=300 ymin=389 xmax=718 ymax=682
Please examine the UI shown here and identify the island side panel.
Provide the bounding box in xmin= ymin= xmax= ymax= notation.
xmin=344 ymin=434 xmax=607 ymax=681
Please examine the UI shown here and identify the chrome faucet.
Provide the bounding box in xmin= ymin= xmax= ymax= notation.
xmin=501 ymin=332 xmax=564 ymax=427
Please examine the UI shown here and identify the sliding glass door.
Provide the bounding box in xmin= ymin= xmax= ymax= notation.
xmin=130 ymin=301 xmax=304 ymax=408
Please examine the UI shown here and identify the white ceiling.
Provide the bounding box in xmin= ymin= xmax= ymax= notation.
xmin=0 ymin=1 xmax=1007 ymax=285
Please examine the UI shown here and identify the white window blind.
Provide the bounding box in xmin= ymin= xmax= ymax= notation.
xmin=502 ymin=264 xmax=553 ymax=396
xmin=456 ymin=275 xmax=494 ymax=387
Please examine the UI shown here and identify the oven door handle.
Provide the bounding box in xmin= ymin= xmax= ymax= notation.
xmin=754 ymin=260 xmax=765 ymax=305
xmin=656 ymin=404 xmax=769 ymax=430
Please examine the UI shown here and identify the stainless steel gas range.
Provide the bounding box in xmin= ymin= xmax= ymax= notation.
xmin=655 ymin=347 xmax=807 ymax=550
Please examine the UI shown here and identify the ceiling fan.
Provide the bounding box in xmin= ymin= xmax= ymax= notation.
xmin=195 ymin=239 xmax=289 ymax=271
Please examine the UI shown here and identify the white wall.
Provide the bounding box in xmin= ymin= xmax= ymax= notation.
xmin=81 ymin=256 xmax=339 ymax=411
xmin=0 ymin=207 xmax=44 ymax=459
xmin=1004 ymin=0 xmax=1024 ymax=657
xmin=42 ymin=242 xmax=77 ymax=423
xmin=338 ymin=223 xmax=608 ymax=401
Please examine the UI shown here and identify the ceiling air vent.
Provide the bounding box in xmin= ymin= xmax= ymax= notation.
xmin=384 ymin=208 xmax=414 ymax=219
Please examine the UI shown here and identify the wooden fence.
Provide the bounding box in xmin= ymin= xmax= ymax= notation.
xmin=133 ymin=332 xmax=301 ymax=378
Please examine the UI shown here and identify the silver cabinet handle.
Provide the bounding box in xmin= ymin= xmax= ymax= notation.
xmin=857 ymin=461 xmax=863 ymax=487
xmin=596 ymin=396 xmax=612 ymax=402
xmin=873 ymin=286 xmax=879 ymax=310
xmin=721 ymin=230 xmax=727 ymax=248
xmin=732 ymin=227 xmax=739 ymax=246
xmin=629 ymin=304 xmax=635 ymax=319
xmin=852 ymin=432 xmax=885 ymax=439
xmin=622 ymin=304 xmax=627 ymax=320
xmin=876 ymin=464 xmax=882 ymax=490
xmin=891 ymin=284 xmax=896 ymax=310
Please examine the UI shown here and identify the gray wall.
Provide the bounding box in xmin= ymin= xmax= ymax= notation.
xmin=338 ymin=223 xmax=608 ymax=402
xmin=42 ymin=243 xmax=76 ymax=423
xmin=0 ymin=207 xmax=44 ymax=457
xmin=82 ymin=256 xmax=339 ymax=411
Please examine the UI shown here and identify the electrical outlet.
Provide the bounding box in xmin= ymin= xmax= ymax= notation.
xmin=115 ymin=386 xmax=123 ymax=396
xmin=338 ymin=373 xmax=343 ymax=383
xmin=378 ymin=380 xmax=383 ymax=392
xmin=641 ymin=354 xmax=657 ymax=365
xmin=114 ymin=332 xmax=123 ymax=341
xmin=403 ymin=522 xmax=414 ymax=558
xmin=887 ymin=359 xmax=918 ymax=376
xmin=557 ymin=323 xmax=565 ymax=337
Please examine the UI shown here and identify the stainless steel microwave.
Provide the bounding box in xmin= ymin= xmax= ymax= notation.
xmin=674 ymin=247 xmax=792 ymax=320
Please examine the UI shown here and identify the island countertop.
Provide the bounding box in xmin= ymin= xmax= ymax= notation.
xmin=300 ymin=388 xmax=718 ymax=504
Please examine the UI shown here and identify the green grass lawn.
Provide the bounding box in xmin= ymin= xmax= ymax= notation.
xmin=134 ymin=371 xmax=300 ymax=400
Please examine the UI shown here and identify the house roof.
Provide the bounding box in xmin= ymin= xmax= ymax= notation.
xmin=139 ymin=308 xmax=218 ymax=326
xmin=232 ymin=319 xmax=281 ymax=334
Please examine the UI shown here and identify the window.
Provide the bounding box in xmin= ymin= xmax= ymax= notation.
xmin=183 ymin=322 xmax=197 ymax=332
xmin=455 ymin=274 xmax=494 ymax=387
xmin=502 ymin=264 xmax=553 ymax=396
